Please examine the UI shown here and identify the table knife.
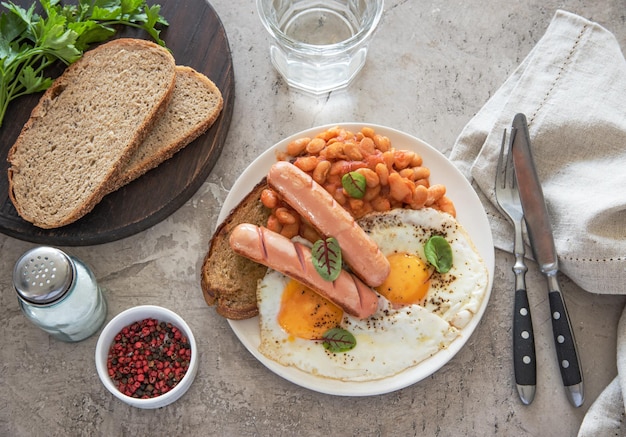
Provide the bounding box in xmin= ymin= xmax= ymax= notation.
xmin=510 ymin=113 xmax=584 ymax=408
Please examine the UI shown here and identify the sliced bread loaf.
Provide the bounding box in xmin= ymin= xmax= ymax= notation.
xmin=7 ymin=38 xmax=176 ymax=229
xmin=110 ymin=65 xmax=224 ymax=192
xmin=201 ymin=179 xmax=271 ymax=320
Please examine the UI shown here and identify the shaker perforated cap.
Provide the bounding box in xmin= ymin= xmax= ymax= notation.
xmin=13 ymin=247 xmax=75 ymax=306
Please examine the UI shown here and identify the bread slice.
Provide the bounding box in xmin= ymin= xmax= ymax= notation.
xmin=110 ymin=65 xmax=224 ymax=192
xmin=201 ymin=179 xmax=271 ymax=320
xmin=7 ymin=38 xmax=176 ymax=229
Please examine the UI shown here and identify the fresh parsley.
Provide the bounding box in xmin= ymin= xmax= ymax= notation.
xmin=0 ymin=0 xmax=169 ymax=127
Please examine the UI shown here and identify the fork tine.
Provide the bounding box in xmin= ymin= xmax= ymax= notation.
xmin=505 ymin=127 xmax=517 ymax=189
xmin=496 ymin=129 xmax=507 ymax=190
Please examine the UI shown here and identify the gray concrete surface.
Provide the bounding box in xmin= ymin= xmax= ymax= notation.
xmin=1 ymin=1 xmax=625 ymax=435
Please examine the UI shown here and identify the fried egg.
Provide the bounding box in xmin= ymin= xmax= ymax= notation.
xmin=256 ymin=207 xmax=489 ymax=382
xmin=360 ymin=207 xmax=489 ymax=330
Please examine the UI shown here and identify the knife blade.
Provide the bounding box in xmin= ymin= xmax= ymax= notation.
xmin=510 ymin=113 xmax=584 ymax=408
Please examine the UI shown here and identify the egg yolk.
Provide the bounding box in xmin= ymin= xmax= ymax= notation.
xmin=277 ymin=279 xmax=344 ymax=340
xmin=375 ymin=253 xmax=431 ymax=305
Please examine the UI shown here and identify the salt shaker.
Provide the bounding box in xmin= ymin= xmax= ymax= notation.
xmin=13 ymin=246 xmax=107 ymax=342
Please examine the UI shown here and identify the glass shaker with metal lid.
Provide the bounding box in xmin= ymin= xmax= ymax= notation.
xmin=13 ymin=246 xmax=107 ymax=342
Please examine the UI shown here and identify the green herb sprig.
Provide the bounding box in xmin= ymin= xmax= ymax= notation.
xmin=424 ymin=235 xmax=453 ymax=274
xmin=0 ymin=0 xmax=169 ymax=127
xmin=321 ymin=327 xmax=356 ymax=353
xmin=341 ymin=171 xmax=366 ymax=199
xmin=311 ymin=236 xmax=342 ymax=281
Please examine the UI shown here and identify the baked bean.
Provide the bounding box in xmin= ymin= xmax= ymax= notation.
xmin=359 ymin=137 xmax=376 ymax=155
xmin=343 ymin=141 xmax=363 ymax=161
xmin=275 ymin=207 xmax=297 ymax=225
xmin=412 ymin=166 xmax=430 ymax=180
xmin=300 ymin=223 xmax=321 ymax=243
xmin=410 ymin=153 xmax=423 ymax=167
xmin=382 ymin=150 xmax=395 ymax=168
xmin=294 ymin=155 xmax=318 ymax=172
xmin=348 ymin=198 xmax=373 ymax=218
xmin=437 ymin=196 xmax=456 ymax=217
xmin=312 ymin=160 xmax=331 ymax=185
xmin=326 ymin=174 xmax=341 ymax=188
xmin=364 ymin=153 xmax=384 ymax=168
xmin=373 ymin=134 xmax=391 ymax=152
xmin=361 ymin=126 xmax=375 ymax=139
xmin=399 ymin=168 xmax=415 ymax=180
xmin=260 ymin=188 xmax=279 ymax=209
xmin=426 ymin=184 xmax=446 ymax=206
xmin=363 ymin=184 xmax=381 ymax=201
xmin=348 ymin=198 xmax=364 ymax=211
xmin=306 ymin=137 xmax=326 ymax=154
xmin=316 ymin=126 xmax=341 ymax=141
xmin=415 ymin=178 xmax=429 ymax=187
xmin=322 ymin=141 xmax=345 ymax=160
xmin=356 ymin=167 xmax=380 ymax=187
xmin=411 ymin=184 xmax=428 ymax=209
xmin=371 ymin=196 xmax=391 ymax=212
xmin=393 ymin=150 xmax=415 ymax=170
xmin=281 ymin=222 xmax=299 ymax=239
xmin=330 ymin=160 xmax=349 ymax=176
xmin=266 ymin=215 xmax=282 ymax=233
xmin=287 ymin=137 xmax=310 ymax=156
xmin=332 ymin=187 xmax=347 ymax=205
xmin=388 ymin=173 xmax=412 ymax=202
xmin=375 ymin=162 xmax=389 ymax=186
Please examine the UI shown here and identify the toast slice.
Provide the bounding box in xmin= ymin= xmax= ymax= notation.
xmin=110 ymin=65 xmax=224 ymax=192
xmin=7 ymin=38 xmax=176 ymax=229
xmin=201 ymin=179 xmax=271 ymax=320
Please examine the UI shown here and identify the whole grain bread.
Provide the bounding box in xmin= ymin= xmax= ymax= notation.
xmin=7 ymin=38 xmax=176 ymax=229
xmin=110 ymin=65 xmax=224 ymax=192
xmin=201 ymin=179 xmax=271 ymax=320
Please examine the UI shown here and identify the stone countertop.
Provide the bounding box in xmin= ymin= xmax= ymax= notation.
xmin=1 ymin=1 xmax=625 ymax=436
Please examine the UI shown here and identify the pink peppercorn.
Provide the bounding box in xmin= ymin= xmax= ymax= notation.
xmin=106 ymin=318 xmax=191 ymax=399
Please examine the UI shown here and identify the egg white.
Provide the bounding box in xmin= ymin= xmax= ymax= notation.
xmin=256 ymin=207 xmax=489 ymax=382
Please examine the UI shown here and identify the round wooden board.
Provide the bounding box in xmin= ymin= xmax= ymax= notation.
xmin=0 ymin=0 xmax=234 ymax=245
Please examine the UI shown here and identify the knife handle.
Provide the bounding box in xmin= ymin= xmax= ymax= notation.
xmin=513 ymin=288 xmax=537 ymax=388
xmin=548 ymin=289 xmax=584 ymax=391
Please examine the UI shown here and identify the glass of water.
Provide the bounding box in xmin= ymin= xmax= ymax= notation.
xmin=257 ymin=0 xmax=384 ymax=94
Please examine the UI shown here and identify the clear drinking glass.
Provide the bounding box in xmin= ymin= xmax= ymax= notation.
xmin=257 ymin=0 xmax=384 ymax=94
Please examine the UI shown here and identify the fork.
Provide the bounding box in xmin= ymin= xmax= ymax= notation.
xmin=495 ymin=129 xmax=537 ymax=405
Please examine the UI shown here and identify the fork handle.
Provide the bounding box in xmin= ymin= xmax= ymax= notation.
xmin=513 ymin=255 xmax=536 ymax=404
xmin=514 ymin=288 xmax=536 ymax=385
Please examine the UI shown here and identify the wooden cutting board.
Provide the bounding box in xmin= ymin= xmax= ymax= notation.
xmin=0 ymin=0 xmax=235 ymax=245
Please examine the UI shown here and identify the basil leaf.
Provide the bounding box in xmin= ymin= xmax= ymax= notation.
xmin=312 ymin=237 xmax=342 ymax=281
xmin=424 ymin=235 xmax=453 ymax=273
xmin=341 ymin=171 xmax=366 ymax=199
xmin=321 ymin=327 xmax=356 ymax=353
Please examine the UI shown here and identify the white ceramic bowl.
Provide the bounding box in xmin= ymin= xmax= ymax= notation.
xmin=95 ymin=305 xmax=198 ymax=409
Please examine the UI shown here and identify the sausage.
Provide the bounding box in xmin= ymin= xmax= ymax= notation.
xmin=229 ymin=223 xmax=379 ymax=319
xmin=267 ymin=161 xmax=390 ymax=287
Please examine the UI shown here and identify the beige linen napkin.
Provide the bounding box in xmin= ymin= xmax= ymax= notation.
xmin=447 ymin=10 xmax=626 ymax=435
xmin=449 ymin=9 xmax=625 ymax=295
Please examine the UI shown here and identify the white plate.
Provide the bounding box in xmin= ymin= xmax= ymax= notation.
xmin=220 ymin=123 xmax=494 ymax=396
